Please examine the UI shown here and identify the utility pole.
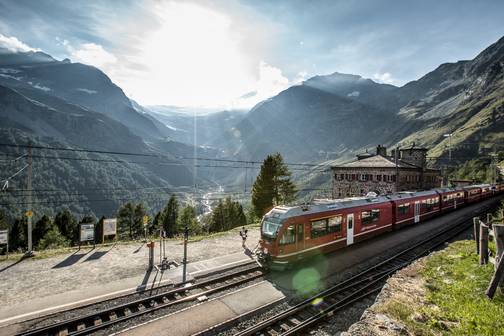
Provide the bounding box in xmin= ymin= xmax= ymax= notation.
xmin=26 ymin=141 xmax=34 ymax=256
xmin=443 ymin=134 xmax=453 ymax=187
xmin=182 ymin=224 xmax=188 ymax=283
xmin=395 ymin=146 xmax=399 ymax=192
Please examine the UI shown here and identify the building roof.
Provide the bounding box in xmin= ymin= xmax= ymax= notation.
xmin=331 ymin=154 xmax=421 ymax=169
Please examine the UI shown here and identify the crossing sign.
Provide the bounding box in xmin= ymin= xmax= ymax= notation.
xmin=25 ymin=210 xmax=33 ymax=218
xmin=143 ymin=215 xmax=149 ymax=227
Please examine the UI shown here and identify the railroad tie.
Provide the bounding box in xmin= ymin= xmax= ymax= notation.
xmin=289 ymin=317 xmax=301 ymax=325
xmin=57 ymin=329 xmax=69 ymax=336
xmin=280 ymin=323 xmax=290 ymax=331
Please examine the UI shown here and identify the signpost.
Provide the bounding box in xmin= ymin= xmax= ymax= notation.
xmin=0 ymin=230 xmax=8 ymax=259
xmin=80 ymin=223 xmax=95 ymax=248
xmin=103 ymin=218 xmax=117 ymax=243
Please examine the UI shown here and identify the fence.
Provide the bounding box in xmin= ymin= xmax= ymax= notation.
xmin=473 ymin=210 xmax=504 ymax=299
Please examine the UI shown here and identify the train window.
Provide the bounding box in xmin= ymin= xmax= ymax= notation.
xmin=279 ymin=225 xmax=296 ymax=245
xmin=328 ymin=216 xmax=342 ymax=233
xmin=262 ymin=217 xmax=283 ymax=238
xmin=361 ymin=209 xmax=380 ymax=225
xmin=311 ymin=219 xmax=327 ymax=238
xmin=397 ymin=203 xmax=410 ymax=215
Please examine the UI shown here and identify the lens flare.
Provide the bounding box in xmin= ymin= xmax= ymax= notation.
xmin=292 ymin=267 xmax=321 ymax=296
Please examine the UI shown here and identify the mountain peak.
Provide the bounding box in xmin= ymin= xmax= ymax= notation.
xmin=0 ymin=49 xmax=57 ymax=66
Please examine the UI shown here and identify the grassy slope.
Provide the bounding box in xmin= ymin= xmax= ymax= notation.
xmin=377 ymin=238 xmax=504 ymax=335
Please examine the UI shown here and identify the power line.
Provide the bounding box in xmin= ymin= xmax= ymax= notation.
xmin=0 ymin=143 xmax=328 ymax=169
xmin=0 ymin=164 xmax=29 ymax=183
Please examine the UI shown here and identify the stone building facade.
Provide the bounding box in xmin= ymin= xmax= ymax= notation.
xmin=331 ymin=145 xmax=440 ymax=198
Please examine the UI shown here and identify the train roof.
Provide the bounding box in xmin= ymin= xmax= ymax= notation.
xmin=267 ymin=195 xmax=392 ymax=219
xmin=387 ymin=190 xmax=438 ymax=200
xmin=463 ymin=184 xmax=491 ymax=190
xmin=267 ymin=189 xmax=443 ymax=219
xmin=432 ymin=187 xmax=464 ymax=194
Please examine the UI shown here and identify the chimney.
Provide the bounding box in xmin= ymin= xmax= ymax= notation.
xmin=376 ymin=145 xmax=387 ymax=157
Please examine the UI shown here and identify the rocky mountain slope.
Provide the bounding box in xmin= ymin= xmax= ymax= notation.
xmin=0 ymin=50 xmax=197 ymax=218
xmin=229 ymin=36 xmax=504 ymax=165
xmin=396 ymin=36 xmax=504 ymax=161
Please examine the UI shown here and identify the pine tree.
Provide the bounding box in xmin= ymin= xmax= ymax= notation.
xmin=161 ymin=195 xmax=179 ymax=237
xmin=117 ymin=202 xmax=135 ymax=239
xmin=133 ymin=203 xmax=147 ymax=238
xmin=54 ymin=209 xmax=78 ymax=244
xmin=0 ymin=210 xmax=7 ymax=230
xmin=152 ymin=211 xmax=161 ymax=235
xmin=178 ymin=205 xmax=201 ymax=236
xmin=33 ymin=215 xmax=53 ymax=248
xmin=210 ymin=200 xmax=225 ymax=233
xmin=252 ymin=153 xmax=296 ymax=217
xmin=9 ymin=217 xmax=27 ymax=251
xmin=37 ymin=226 xmax=69 ymax=250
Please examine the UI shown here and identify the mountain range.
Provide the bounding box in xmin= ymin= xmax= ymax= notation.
xmin=0 ymin=36 xmax=503 ymax=218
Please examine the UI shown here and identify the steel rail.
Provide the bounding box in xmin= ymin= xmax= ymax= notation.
xmin=18 ymin=264 xmax=264 ymax=336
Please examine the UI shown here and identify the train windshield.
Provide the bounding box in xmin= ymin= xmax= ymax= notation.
xmin=262 ymin=216 xmax=283 ymax=238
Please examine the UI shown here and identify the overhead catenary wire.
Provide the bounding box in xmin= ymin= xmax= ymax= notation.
xmin=0 ymin=143 xmax=329 ymax=168
xmin=0 ymin=164 xmax=29 ymax=183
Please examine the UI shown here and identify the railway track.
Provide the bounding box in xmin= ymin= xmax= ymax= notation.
xmin=17 ymin=263 xmax=264 ymax=336
xmin=233 ymin=210 xmax=487 ymax=336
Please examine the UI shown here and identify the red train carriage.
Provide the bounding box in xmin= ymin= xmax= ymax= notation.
xmin=259 ymin=196 xmax=393 ymax=267
xmin=464 ymin=185 xmax=482 ymax=203
xmin=475 ymin=184 xmax=492 ymax=199
xmin=388 ymin=190 xmax=440 ymax=228
xmin=258 ymin=183 xmax=502 ymax=269
xmin=434 ymin=187 xmax=465 ymax=212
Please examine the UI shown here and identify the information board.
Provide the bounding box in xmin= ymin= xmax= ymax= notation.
xmin=103 ymin=218 xmax=117 ymax=236
xmin=80 ymin=224 xmax=95 ymax=242
xmin=0 ymin=230 xmax=7 ymax=245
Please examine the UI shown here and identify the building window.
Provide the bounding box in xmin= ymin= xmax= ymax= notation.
xmin=392 ymin=175 xmax=397 ymax=182
xmin=279 ymin=225 xmax=295 ymax=245
xmin=352 ymin=174 xmax=356 ymax=181
xmin=377 ymin=175 xmax=382 ymax=181
xmin=328 ymin=216 xmax=342 ymax=233
xmin=311 ymin=219 xmax=328 ymax=238
xmin=361 ymin=209 xmax=380 ymax=225
xmin=397 ymin=203 xmax=410 ymax=215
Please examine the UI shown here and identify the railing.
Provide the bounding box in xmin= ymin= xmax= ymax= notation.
xmin=473 ymin=210 xmax=504 ymax=298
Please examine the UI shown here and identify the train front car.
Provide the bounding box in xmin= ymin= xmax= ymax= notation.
xmin=257 ymin=196 xmax=395 ymax=270
xmin=257 ymin=206 xmax=290 ymax=269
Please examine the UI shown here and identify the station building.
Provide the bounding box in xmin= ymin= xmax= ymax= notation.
xmin=331 ymin=145 xmax=441 ymax=197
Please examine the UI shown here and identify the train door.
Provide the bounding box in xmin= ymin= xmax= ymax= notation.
xmin=296 ymin=223 xmax=304 ymax=252
xmin=347 ymin=214 xmax=354 ymax=245
xmin=414 ymin=201 xmax=420 ymax=223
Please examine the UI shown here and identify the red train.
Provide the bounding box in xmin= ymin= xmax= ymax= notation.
xmin=257 ymin=183 xmax=504 ymax=269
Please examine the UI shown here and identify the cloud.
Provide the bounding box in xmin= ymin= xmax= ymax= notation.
xmin=231 ymin=61 xmax=290 ymax=108
xmin=0 ymin=33 xmax=38 ymax=53
xmin=373 ymin=72 xmax=396 ymax=85
xmin=69 ymin=42 xmax=117 ymax=68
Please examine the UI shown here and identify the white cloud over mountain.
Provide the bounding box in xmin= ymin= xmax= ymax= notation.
xmin=0 ymin=33 xmax=38 ymax=53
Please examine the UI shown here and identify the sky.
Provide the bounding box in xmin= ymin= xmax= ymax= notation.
xmin=0 ymin=0 xmax=503 ymax=109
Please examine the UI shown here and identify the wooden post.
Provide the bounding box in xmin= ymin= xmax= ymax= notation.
xmin=486 ymin=256 xmax=504 ymax=299
xmin=474 ymin=217 xmax=480 ymax=254
xmin=480 ymin=224 xmax=489 ymax=265
xmin=487 ymin=213 xmax=493 ymax=229
xmin=494 ymin=224 xmax=504 ymax=289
